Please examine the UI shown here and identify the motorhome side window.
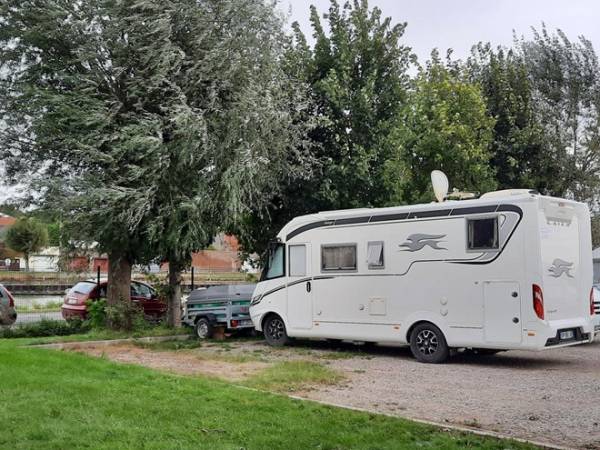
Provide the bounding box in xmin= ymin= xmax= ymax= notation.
xmin=321 ymin=244 xmax=357 ymax=272
xmin=261 ymin=243 xmax=285 ymax=281
xmin=467 ymin=217 xmax=499 ymax=250
xmin=289 ymin=245 xmax=307 ymax=277
xmin=367 ymin=241 xmax=384 ymax=269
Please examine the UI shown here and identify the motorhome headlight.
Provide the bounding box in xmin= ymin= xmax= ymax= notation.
xmin=250 ymin=294 xmax=263 ymax=306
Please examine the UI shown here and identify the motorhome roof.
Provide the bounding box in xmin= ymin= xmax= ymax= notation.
xmin=278 ymin=190 xmax=545 ymax=241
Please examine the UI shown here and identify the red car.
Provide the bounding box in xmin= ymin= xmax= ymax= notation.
xmin=0 ymin=283 xmax=17 ymax=326
xmin=61 ymin=280 xmax=167 ymax=321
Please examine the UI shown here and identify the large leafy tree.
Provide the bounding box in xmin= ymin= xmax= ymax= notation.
xmin=384 ymin=55 xmax=496 ymax=204
xmin=237 ymin=0 xmax=412 ymax=256
xmin=0 ymin=0 xmax=310 ymax=326
xmin=517 ymin=26 xmax=600 ymax=204
xmin=5 ymin=217 xmax=48 ymax=271
xmin=465 ymin=44 xmax=555 ymax=192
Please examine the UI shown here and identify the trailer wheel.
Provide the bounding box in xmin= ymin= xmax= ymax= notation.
xmin=195 ymin=318 xmax=213 ymax=340
xmin=409 ymin=322 xmax=449 ymax=364
xmin=263 ymin=314 xmax=289 ymax=347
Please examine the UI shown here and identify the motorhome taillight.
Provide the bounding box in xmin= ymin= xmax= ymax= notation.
xmin=532 ymin=284 xmax=544 ymax=320
xmin=591 ymin=288 xmax=595 ymax=316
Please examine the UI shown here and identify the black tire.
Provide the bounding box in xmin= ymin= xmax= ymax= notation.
xmin=263 ymin=314 xmax=289 ymax=347
xmin=195 ymin=317 xmax=213 ymax=339
xmin=409 ymin=322 xmax=449 ymax=364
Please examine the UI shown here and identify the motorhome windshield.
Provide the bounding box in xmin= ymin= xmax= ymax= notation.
xmin=260 ymin=243 xmax=285 ymax=281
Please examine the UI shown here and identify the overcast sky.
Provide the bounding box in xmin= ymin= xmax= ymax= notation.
xmin=282 ymin=0 xmax=600 ymax=63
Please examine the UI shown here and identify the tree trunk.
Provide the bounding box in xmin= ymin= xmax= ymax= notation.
xmin=24 ymin=253 xmax=30 ymax=272
xmin=107 ymin=252 xmax=132 ymax=328
xmin=167 ymin=260 xmax=182 ymax=328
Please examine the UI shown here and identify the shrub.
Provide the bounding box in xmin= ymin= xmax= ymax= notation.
xmin=86 ymin=299 xmax=107 ymax=329
xmin=0 ymin=318 xmax=90 ymax=338
xmin=105 ymin=300 xmax=147 ymax=331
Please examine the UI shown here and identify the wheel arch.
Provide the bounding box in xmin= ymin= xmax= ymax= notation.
xmin=405 ymin=315 xmax=447 ymax=343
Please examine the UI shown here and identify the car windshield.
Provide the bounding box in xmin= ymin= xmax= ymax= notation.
xmin=70 ymin=282 xmax=96 ymax=295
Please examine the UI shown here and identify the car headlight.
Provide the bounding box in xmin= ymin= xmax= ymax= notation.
xmin=250 ymin=295 xmax=263 ymax=306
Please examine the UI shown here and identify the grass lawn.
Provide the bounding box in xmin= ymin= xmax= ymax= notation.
xmin=0 ymin=337 xmax=537 ymax=450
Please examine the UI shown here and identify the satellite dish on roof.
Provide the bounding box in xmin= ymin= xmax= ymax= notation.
xmin=431 ymin=170 xmax=449 ymax=202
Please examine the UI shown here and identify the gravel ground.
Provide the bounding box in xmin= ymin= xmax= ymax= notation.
xmin=299 ymin=340 xmax=600 ymax=450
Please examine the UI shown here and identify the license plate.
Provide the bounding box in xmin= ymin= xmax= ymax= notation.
xmin=560 ymin=330 xmax=574 ymax=340
xmin=240 ymin=320 xmax=253 ymax=327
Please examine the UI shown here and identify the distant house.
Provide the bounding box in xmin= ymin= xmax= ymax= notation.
xmin=21 ymin=246 xmax=60 ymax=272
xmin=160 ymin=233 xmax=244 ymax=273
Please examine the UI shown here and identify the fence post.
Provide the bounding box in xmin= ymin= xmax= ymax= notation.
xmin=191 ymin=266 xmax=194 ymax=292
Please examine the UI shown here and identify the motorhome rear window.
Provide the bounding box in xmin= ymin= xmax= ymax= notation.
xmin=467 ymin=217 xmax=499 ymax=250
xmin=321 ymin=244 xmax=357 ymax=271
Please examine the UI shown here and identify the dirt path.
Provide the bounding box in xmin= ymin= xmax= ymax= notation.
xmin=69 ymin=343 xmax=269 ymax=381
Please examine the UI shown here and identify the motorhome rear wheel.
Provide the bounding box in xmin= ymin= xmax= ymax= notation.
xmin=409 ymin=323 xmax=449 ymax=364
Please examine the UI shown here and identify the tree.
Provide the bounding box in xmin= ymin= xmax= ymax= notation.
xmin=125 ymin=0 xmax=313 ymax=326
xmin=384 ymin=55 xmax=496 ymax=204
xmin=465 ymin=44 xmax=555 ymax=192
xmin=516 ymin=26 xmax=600 ymax=204
xmin=5 ymin=217 xmax=48 ymax=270
xmin=237 ymin=0 xmax=413 ymax=256
xmin=0 ymin=0 xmax=311 ymax=327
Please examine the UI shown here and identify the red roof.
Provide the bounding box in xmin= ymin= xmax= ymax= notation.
xmin=0 ymin=215 xmax=16 ymax=227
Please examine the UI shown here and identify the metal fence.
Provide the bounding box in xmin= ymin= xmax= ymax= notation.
xmin=2 ymin=266 xmax=254 ymax=326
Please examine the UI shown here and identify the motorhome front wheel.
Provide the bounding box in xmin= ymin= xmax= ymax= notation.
xmin=263 ymin=314 xmax=290 ymax=347
xmin=409 ymin=323 xmax=450 ymax=364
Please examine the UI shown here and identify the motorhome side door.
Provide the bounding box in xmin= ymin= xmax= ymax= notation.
xmin=483 ymin=281 xmax=522 ymax=344
xmin=286 ymin=243 xmax=313 ymax=329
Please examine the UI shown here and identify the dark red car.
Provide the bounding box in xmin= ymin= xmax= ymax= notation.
xmin=61 ymin=280 xmax=167 ymax=321
xmin=0 ymin=283 xmax=17 ymax=326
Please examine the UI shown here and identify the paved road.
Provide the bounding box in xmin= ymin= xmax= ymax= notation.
xmin=15 ymin=311 xmax=63 ymax=325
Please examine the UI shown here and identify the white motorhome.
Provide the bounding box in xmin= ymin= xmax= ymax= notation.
xmin=250 ymin=187 xmax=595 ymax=363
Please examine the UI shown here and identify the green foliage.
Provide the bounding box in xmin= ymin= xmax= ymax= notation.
xmin=0 ymin=318 xmax=89 ymax=339
xmin=105 ymin=301 xmax=147 ymax=332
xmin=237 ymin=0 xmax=413 ymax=256
xmin=466 ymin=44 xmax=551 ymax=192
xmin=385 ymin=55 xmax=496 ymax=204
xmin=45 ymin=222 xmax=61 ymax=247
xmin=5 ymin=217 xmax=49 ymax=269
xmin=517 ymin=26 xmax=600 ymax=204
xmin=86 ymin=299 xmax=107 ymax=329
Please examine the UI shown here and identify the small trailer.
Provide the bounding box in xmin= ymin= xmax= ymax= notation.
xmin=250 ymin=173 xmax=596 ymax=363
xmin=182 ymin=283 xmax=256 ymax=338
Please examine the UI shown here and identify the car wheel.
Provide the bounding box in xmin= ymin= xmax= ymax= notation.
xmin=409 ymin=322 xmax=449 ymax=364
xmin=195 ymin=318 xmax=213 ymax=339
xmin=263 ymin=314 xmax=289 ymax=347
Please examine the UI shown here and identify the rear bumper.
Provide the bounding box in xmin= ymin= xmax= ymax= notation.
xmin=61 ymin=305 xmax=87 ymax=320
xmin=543 ymin=318 xmax=594 ymax=347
